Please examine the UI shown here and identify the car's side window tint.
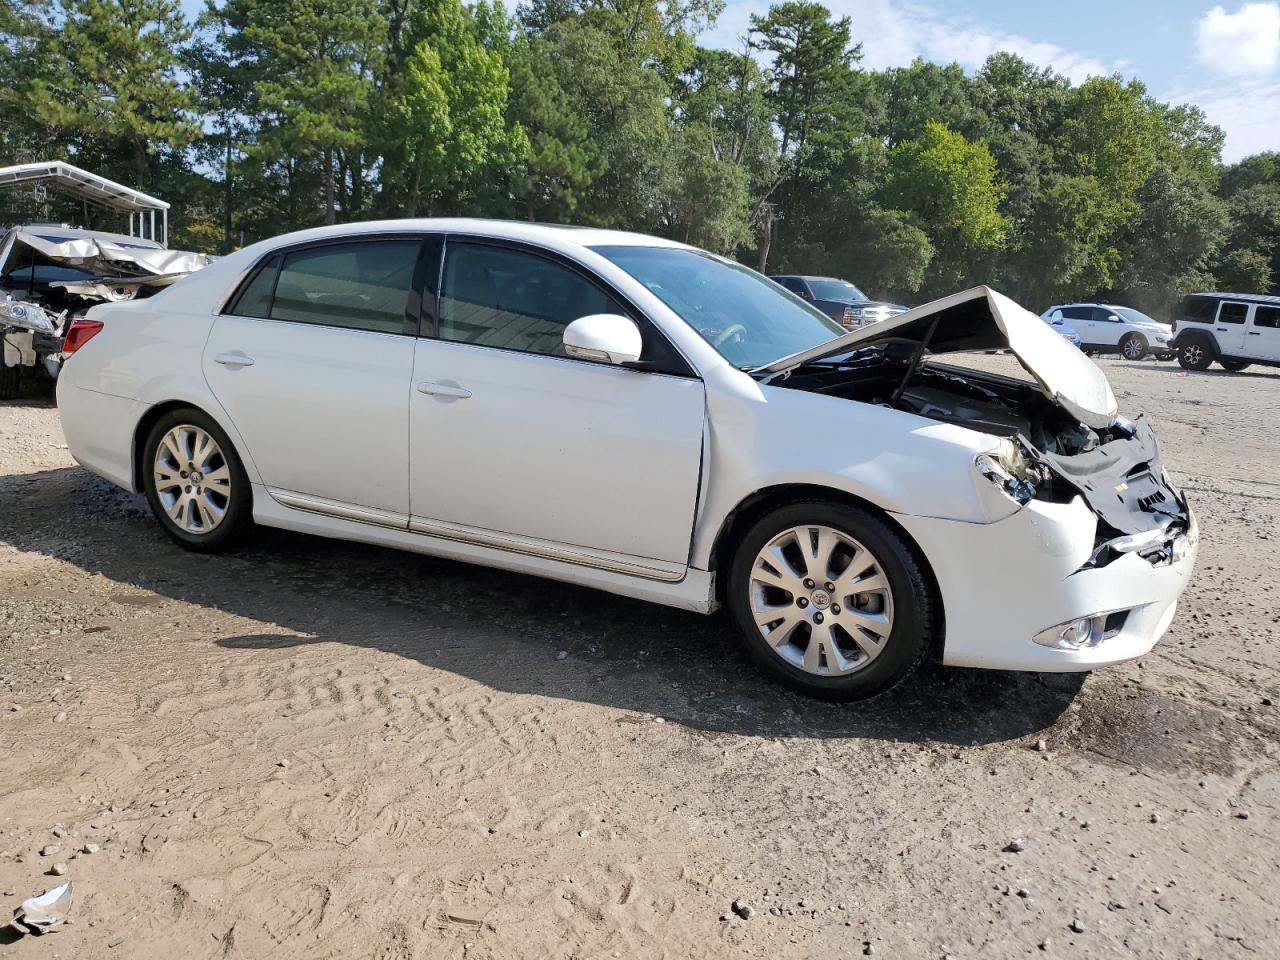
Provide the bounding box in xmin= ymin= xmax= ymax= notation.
xmin=1181 ymin=297 xmax=1216 ymax=323
xmin=229 ymin=254 xmax=279 ymax=318
xmin=1091 ymin=308 xmax=1115 ymax=322
xmin=1255 ymin=305 xmax=1280 ymax=329
xmin=439 ymin=242 xmax=624 ymax=357
xmin=1061 ymin=307 xmax=1090 ymax=321
xmin=1218 ymin=302 xmax=1248 ymax=325
xmin=269 ymin=240 xmax=421 ymax=335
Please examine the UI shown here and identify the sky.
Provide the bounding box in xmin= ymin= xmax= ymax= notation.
xmin=698 ymin=0 xmax=1280 ymax=163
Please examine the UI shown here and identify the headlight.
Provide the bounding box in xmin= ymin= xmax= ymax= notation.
xmin=975 ymin=439 xmax=1039 ymax=506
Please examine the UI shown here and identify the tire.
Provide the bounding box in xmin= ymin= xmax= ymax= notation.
xmin=1219 ymin=359 xmax=1251 ymax=372
xmin=1120 ymin=333 xmax=1148 ymax=361
xmin=0 ymin=360 xmax=19 ymax=401
xmin=1177 ymin=339 xmax=1213 ymax=371
xmin=1156 ymin=352 xmax=1174 ymax=362
xmin=727 ymin=501 xmax=938 ymax=701
xmin=142 ymin=407 xmax=252 ymax=552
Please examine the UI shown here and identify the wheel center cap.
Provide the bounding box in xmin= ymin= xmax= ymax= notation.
xmin=190 ymin=470 xmax=203 ymax=485
xmin=810 ymin=589 xmax=832 ymax=610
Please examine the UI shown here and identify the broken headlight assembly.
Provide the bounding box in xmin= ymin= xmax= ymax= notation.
xmin=975 ymin=439 xmax=1043 ymax=506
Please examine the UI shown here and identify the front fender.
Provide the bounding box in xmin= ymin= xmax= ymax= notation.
xmin=691 ymin=372 xmax=1003 ymax=568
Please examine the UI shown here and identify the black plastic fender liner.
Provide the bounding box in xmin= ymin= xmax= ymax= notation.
xmin=1038 ymin=417 xmax=1185 ymax=537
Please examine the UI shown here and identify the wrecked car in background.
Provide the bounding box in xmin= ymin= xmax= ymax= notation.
xmin=1 ymin=160 xmax=212 ymax=399
xmin=1 ymin=225 xmax=212 ymax=399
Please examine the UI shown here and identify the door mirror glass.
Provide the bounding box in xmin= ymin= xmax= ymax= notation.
xmin=563 ymin=313 xmax=642 ymax=365
xmin=1107 ymin=314 xmax=1121 ymax=323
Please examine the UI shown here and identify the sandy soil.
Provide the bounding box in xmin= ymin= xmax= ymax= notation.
xmin=1 ymin=356 xmax=1278 ymax=959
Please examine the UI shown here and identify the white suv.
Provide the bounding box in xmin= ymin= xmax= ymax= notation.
xmin=1041 ymin=304 xmax=1173 ymax=360
xmin=1170 ymin=292 xmax=1280 ymax=372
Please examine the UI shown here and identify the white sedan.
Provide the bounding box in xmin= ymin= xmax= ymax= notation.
xmin=56 ymin=220 xmax=1199 ymax=700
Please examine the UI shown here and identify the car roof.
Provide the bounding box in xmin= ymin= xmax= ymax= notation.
xmin=242 ymin=218 xmax=691 ymax=254
xmin=1185 ymin=291 xmax=1280 ymax=305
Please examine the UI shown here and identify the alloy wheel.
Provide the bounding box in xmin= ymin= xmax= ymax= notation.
xmin=152 ymin=424 xmax=233 ymax=535
xmin=1183 ymin=344 xmax=1204 ymax=366
xmin=1123 ymin=336 xmax=1145 ymax=359
xmin=748 ymin=524 xmax=895 ymax=677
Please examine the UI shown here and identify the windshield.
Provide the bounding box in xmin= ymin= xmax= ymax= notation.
xmin=807 ymin=279 xmax=867 ymax=302
xmin=592 ymin=245 xmax=844 ymax=368
xmin=1113 ymin=306 xmax=1163 ymax=326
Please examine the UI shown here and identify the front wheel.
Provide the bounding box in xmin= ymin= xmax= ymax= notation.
xmin=1177 ymin=340 xmax=1213 ymax=371
xmin=727 ymin=502 xmax=937 ymax=701
xmin=0 ymin=360 xmax=19 ymax=400
xmin=1120 ymin=333 xmax=1148 ymax=360
xmin=142 ymin=408 xmax=251 ymax=552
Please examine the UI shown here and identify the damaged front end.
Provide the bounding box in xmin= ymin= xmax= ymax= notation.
xmin=756 ymin=285 xmax=1196 ymax=576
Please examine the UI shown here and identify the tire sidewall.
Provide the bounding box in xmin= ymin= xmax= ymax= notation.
xmin=727 ymin=501 xmax=932 ymax=701
xmin=142 ymin=408 xmax=251 ymax=551
xmin=1178 ymin=339 xmax=1212 ymax=371
xmin=1121 ymin=333 xmax=1147 ymax=360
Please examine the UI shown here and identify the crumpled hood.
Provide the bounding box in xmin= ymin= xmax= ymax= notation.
xmin=1 ymin=227 xmax=212 ymax=278
xmin=754 ymin=285 xmax=1119 ymax=428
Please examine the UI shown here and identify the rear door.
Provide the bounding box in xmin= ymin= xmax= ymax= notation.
xmin=1213 ymin=300 xmax=1249 ymax=355
xmin=408 ymin=239 xmax=706 ymax=568
xmin=1249 ymin=304 xmax=1280 ymax=361
xmin=203 ymin=236 xmax=427 ymax=518
xmin=1060 ymin=307 xmax=1098 ymax=345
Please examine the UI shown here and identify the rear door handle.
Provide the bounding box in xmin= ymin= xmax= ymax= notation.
xmin=417 ymin=380 xmax=472 ymax=399
xmin=1248 ymin=331 xmax=1261 ymax=335
xmin=214 ymin=352 xmax=255 ymax=367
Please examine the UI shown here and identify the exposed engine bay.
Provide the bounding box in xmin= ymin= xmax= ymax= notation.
xmin=772 ymin=343 xmax=1193 ymax=566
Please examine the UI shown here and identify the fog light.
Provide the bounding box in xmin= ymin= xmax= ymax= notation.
xmin=1032 ymin=613 xmax=1115 ymax=650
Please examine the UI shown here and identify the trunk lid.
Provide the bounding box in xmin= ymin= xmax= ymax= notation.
xmin=754 ymin=286 xmax=1118 ymax=429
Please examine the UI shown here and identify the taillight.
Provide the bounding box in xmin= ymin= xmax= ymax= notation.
xmin=63 ymin=319 xmax=104 ymax=354
xmin=1170 ymin=320 xmax=1177 ymax=334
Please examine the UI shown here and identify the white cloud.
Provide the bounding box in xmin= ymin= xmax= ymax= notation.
xmin=1195 ymin=3 xmax=1280 ymax=76
xmin=700 ymin=0 xmax=1115 ymax=84
xmin=1168 ymin=78 xmax=1280 ymax=162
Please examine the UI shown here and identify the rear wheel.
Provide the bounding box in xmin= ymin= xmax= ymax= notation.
xmin=0 ymin=360 xmax=19 ymax=400
xmin=1219 ymin=359 xmax=1251 ymax=372
xmin=1120 ymin=333 xmax=1148 ymax=360
xmin=727 ymin=501 xmax=937 ymax=701
xmin=1177 ymin=340 xmax=1213 ymax=371
xmin=142 ymin=408 xmax=251 ymax=552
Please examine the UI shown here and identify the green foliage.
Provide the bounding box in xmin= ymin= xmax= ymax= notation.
xmin=2 ymin=0 xmax=1278 ymax=307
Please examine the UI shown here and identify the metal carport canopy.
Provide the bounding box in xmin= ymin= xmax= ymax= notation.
xmin=0 ymin=160 xmax=169 ymax=246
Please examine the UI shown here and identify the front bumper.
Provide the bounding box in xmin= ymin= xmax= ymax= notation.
xmin=895 ymin=497 xmax=1199 ymax=672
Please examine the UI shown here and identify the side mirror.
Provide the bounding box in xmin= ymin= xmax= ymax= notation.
xmin=1107 ymin=314 xmax=1120 ymax=323
xmin=563 ymin=313 xmax=643 ymax=366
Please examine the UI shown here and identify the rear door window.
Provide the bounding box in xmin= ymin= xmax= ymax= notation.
xmin=1217 ymin=302 xmax=1249 ymax=325
xmin=1254 ymin=305 xmax=1280 ymax=329
xmin=1060 ymin=307 xmax=1093 ymax=322
xmin=261 ymin=240 xmax=423 ymax=335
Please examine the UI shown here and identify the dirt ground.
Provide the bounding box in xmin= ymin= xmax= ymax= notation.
xmin=1 ymin=356 xmax=1277 ymax=959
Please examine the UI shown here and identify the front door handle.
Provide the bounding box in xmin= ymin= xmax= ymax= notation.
xmin=1248 ymin=331 xmax=1261 ymax=335
xmin=214 ymin=352 xmax=255 ymax=367
xmin=417 ymin=380 xmax=472 ymax=400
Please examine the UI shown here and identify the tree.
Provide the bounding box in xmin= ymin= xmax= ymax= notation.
xmin=26 ymin=0 xmax=197 ymax=191
xmin=881 ymin=121 xmax=1007 ymax=293
xmin=215 ymin=0 xmax=385 ymax=225
xmin=381 ymin=0 xmax=526 ymax=215
xmin=504 ymin=35 xmax=600 ymax=220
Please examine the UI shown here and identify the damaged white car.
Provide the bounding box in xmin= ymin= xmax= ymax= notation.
xmin=1 ymin=225 xmax=211 ymax=398
xmin=55 ymin=221 xmax=1198 ymax=699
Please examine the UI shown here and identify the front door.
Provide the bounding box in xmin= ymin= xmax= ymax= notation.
xmin=1213 ymin=301 xmax=1249 ymax=355
xmin=203 ymin=237 xmax=425 ymax=517
xmin=408 ymin=240 xmax=705 ymax=566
